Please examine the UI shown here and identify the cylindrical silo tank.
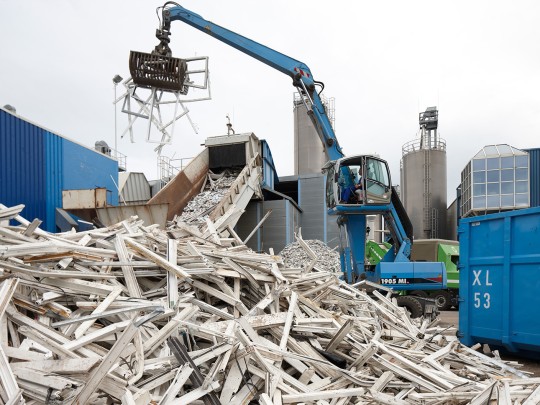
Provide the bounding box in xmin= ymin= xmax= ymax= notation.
xmin=400 ymin=107 xmax=447 ymax=240
xmin=293 ymin=93 xmax=333 ymax=175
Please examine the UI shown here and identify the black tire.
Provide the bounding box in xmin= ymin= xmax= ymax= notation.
xmin=410 ymin=290 xmax=428 ymax=298
xmin=396 ymin=295 xmax=424 ymax=318
xmin=431 ymin=290 xmax=452 ymax=311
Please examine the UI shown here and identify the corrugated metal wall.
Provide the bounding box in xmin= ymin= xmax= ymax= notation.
xmin=119 ymin=172 xmax=151 ymax=205
xmin=1 ymin=109 xmax=47 ymax=224
xmin=238 ymin=174 xmax=340 ymax=253
xmin=261 ymin=199 xmax=299 ymax=253
xmin=44 ymin=131 xmax=64 ymax=231
xmin=525 ymin=148 xmax=540 ymax=207
xmin=0 ymin=108 xmax=118 ymax=232
xmin=237 ymin=201 xmax=263 ymax=252
xmin=298 ymin=174 xmax=340 ymax=248
xmin=237 ymin=199 xmax=300 ymax=253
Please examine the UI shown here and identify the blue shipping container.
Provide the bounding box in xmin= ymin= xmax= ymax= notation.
xmin=0 ymin=108 xmax=118 ymax=232
xmin=458 ymin=206 xmax=540 ymax=353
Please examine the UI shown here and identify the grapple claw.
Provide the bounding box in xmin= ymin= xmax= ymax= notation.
xmin=129 ymin=50 xmax=188 ymax=92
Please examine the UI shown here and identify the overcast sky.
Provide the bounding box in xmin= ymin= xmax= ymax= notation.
xmin=2 ymin=0 xmax=539 ymax=203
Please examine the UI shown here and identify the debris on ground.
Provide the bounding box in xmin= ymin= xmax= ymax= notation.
xmin=0 ymin=203 xmax=537 ymax=404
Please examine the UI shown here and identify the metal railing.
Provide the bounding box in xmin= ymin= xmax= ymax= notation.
xmin=158 ymin=156 xmax=193 ymax=188
xmin=112 ymin=150 xmax=127 ymax=171
xmin=402 ymin=137 xmax=446 ymax=156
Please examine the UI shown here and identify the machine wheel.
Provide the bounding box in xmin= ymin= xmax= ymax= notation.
xmin=396 ymin=296 xmax=423 ymax=319
xmin=431 ymin=290 xmax=452 ymax=311
xmin=410 ymin=290 xmax=428 ymax=298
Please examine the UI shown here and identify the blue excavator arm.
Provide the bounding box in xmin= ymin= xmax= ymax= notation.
xmin=164 ymin=4 xmax=344 ymax=161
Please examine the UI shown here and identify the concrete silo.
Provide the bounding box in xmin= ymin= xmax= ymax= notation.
xmin=293 ymin=93 xmax=334 ymax=175
xmin=400 ymin=107 xmax=447 ymax=240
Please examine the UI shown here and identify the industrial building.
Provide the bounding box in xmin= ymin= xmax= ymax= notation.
xmin=459 ymin=144 xmax=539 ymax=218
xmin=0 ymin=107 xmax=119 ymax=232
xmin=442 ymin=144 xmax=540 ymax=239
xmin=461 ymin=144 xmax=530 ymax=217
xmin=238 ymin=172 xmax=342 ymax=253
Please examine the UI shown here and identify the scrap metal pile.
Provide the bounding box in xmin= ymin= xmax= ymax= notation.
xmin=177 ymin=170 xmax=241 ymax=225
xmin=0 ymin=204 xmax=538 ymax=404
xmin=281 ymin=239 xmax=341 ymax=274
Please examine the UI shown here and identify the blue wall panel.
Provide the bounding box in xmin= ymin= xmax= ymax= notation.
xmin=525 ymin=148 xmax=540 ymax=208
xmin=1 ymin=109 xmax=119 ymax=232
xmin=44 ymin=132 xmax=64 ymax=232
xmin=0 ymin=109 xmax=47 ymax=225
xmin=261 ymin=140 xmax=279 ymax=190
xmin=62 ymin=140 xmax=119 ymax=206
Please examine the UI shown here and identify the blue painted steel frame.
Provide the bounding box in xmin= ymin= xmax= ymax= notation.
xmin=333 ymin=205 xmax=387 ymax=283
xmin=322 ymin=176 xmax=328 ymax=243
xmin=343 ymin=214 xmax=367 ymax=279
xmin=332 ymin=203 xmax=412 ymax=259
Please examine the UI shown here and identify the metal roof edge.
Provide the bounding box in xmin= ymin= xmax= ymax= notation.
xmin=0 ymin=107 xmax=118 ymax=162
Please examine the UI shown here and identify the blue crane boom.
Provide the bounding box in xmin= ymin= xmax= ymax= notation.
xmin=166 ymin=5 xmax=344 ymax=161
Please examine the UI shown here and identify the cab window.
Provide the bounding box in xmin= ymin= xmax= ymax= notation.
xmin=325 ymin=165 xmax=336 ymax=208
xmin=365 ymin=158 xmax=390 ymax=198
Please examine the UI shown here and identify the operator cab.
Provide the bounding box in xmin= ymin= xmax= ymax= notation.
xmin=325 ymin=155 xmax=392 ymax=209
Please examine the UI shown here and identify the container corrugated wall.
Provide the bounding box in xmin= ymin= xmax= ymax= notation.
xmin=524 ymin=148 xmax=540 ymax=207
xmin=0 ymin=108 xmax=118 ymax=232
xmin=458 ymin=206 xmax=540 ymax=353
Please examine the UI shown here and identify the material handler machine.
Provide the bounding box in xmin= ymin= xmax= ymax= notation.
xmin=130 ymin=2 xmax=446 ymax=316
